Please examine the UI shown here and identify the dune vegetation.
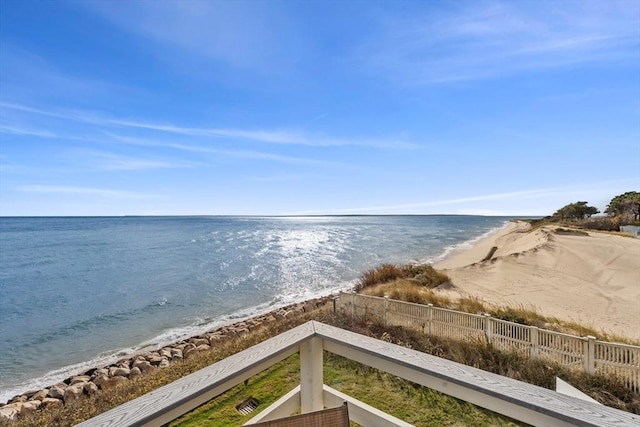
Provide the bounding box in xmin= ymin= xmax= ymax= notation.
xmin=6 ymin=287 xmax=637 ymax=427
xmin=4 ymin=253 xmax=639 ymax=426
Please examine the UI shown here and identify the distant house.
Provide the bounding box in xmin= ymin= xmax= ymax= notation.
xmin=620 ymin=225 xmax=640 ymax=237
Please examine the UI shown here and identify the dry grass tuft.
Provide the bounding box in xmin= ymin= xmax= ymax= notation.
xmin=5 ymin=302 xmax=638 ymax=426
xmin=356 ymin=263 xmax=450 ymax=292
xmin=355 ymin=263 xmax=404 ymax=291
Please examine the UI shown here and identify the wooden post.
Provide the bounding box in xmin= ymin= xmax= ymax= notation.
xmin=427 ymin=304 xmax=433 ymax=336
xmin=351 ymin=291 xmax=356 ymax=320
xmin=300 ymin=337 xmax=324 ymax=413
xmin=530 ymin=327 xmax=539 ymax=360
xmin=384 ymin=297 xmax=389 ymax=326
xmin=484 ymin=314 xmax=492 ymax=344
xmin=583 ymin=336 xmax=596 ymax=374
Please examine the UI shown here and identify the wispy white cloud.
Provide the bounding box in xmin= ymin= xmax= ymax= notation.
xmin=0 ymin=102 xmax=417 ymax=149
xmin=16 ymin=185 xmax=157 ymax=199
xmin=361 ymin=0 xmax=640 ymax=84
xmin=0 ymin=125 xmax=60 ymax=138
xmin=102 ymin=133 xmax=350 ymax=168
xmin=0 ymin=115 xmax=351 ymax=168
xmin=81 ymin=0 xmax=295 ymax=71
xmin=65 ymin=150 xmax=199 ymax=171
xmin=0 ymin=124 xmax=99 ymax=143
xmin=245 ymin=173 xmax=313 ymax=183
xmin=105 ymin=118 xmax=418 ymax=148
xmin=291 ymin=180 xmax=639 ymax=215
xmin=326 ymin=188 xmax=561 ymax=214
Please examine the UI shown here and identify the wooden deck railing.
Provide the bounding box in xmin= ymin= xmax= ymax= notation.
xmin=336 ymin=292 xmax=640 ymax=393
xmin=77 ymin=321 xmax=638 ymax=427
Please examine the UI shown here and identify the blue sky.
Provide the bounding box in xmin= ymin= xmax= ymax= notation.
xmin=0 ymin=0 xmax=638 ymax=216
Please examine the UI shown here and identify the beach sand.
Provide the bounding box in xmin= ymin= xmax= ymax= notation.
xmin=434 ymin=221 xmax=640 ymax=341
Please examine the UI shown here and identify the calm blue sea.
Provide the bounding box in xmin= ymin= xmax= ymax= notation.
xmin=0 ymin=215 xmax=511 ymax=402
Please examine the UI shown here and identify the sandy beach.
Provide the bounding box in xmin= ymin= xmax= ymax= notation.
xmin=434 ymin=221 xmax=640 ymax=341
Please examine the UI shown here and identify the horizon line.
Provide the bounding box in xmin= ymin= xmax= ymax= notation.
xmin=0 ymin=214 xmax=542 ymax=219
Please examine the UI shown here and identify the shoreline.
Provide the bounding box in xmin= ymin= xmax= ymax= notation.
xmin=0 ymin=295 xmax=340 ymax=407
xmin=0 ymin=297 xmax=333 ymax=415
xmin=0 ymin=220 xmax=518 ymax=411
xmin=435 ymin=221 xmax=640 ymax=341
xmin=3 ymin=220 xmax=639 ymax=419
xmin=0 ymin=219 xmax=508 ymax=406
xmin=434 ymin=220 xmax=522 ymax=269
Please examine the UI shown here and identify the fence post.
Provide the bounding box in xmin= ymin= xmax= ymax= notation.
xmin=583 ymin=336 xmax=596 ymax=374
xmin=351 ymin=291 xmax=356 ymax=320
xmin=530 ymin=326 xmax=539 ymax=360
xmin=427 ymin=304 xmax=433 ymax=336
xmin=384 ymin=297 xmax=389 ymax=326
xmin=484 ymin=314 xmax=492 ymax=345
xmin=332 ymin=296 xmax=337 ymax=314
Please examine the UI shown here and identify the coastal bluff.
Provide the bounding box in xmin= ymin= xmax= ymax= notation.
xmin=0 ymin=297 xmax=331 ymax=422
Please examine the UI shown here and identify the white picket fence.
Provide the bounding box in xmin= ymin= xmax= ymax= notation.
xmin=336 ymin=292 xmax=640 ymax=393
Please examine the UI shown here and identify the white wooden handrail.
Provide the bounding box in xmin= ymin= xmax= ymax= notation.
xmin=78 ymin=321 xmax=639 ymax=427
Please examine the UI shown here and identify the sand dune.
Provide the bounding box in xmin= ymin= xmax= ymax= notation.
xmin=435 ymin=221 xmax=640 ymax=341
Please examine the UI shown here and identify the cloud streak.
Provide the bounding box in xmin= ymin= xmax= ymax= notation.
xmin=82 ymin=0 xmax=296 ymax=71
xmin=102 ymin=134 xmax=350 ymax=168
xmin=291 ymin=180 xmax=638 ymax=215
xmin=65 ymin=150 xmax=200 ymax=171
xmin=0 ymin=125 xmax=58 ymax=138
xmin=16 ymin=185 xmax=157 ymax=199
xmin=362 ymin=0 xmax=640 ymax=85
xmin=0 ymin=102 xmax=417 ymax=149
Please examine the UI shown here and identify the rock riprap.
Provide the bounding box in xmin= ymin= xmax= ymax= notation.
xmin=0 ymin=297 xmax=331 ymax=421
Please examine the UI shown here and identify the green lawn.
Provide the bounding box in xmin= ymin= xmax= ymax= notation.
xmin=169 ymin=352 xmax=525 ymax=427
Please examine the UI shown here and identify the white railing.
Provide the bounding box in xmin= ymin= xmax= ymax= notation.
xmin=336 ymin=292 xmax=640 ymax=393
xmin=78 ymin=321 xmax=638 ymax=427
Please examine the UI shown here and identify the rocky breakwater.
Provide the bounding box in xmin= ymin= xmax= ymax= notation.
xmin=0 ymin=297 xmax=332 ymax=422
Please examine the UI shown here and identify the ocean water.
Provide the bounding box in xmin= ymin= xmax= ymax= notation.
xmin=0 ymin=215 xmax=511 ymax=402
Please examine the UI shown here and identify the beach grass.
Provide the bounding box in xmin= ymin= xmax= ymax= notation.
xmin=4 ymin=294 xmax=638 ymax=426
xmin=355 ymin=263 xmax=450 ymax=291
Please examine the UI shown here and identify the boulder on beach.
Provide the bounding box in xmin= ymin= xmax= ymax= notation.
xmin=64 ymin=383 xmax=85 ymax=403
xmin=0 ymin=402 xmax=22 ymax=421
xmin=48 ymin=386 xmax=66 ymax=400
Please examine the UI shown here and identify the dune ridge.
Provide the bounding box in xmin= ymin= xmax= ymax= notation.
xmin=435 ymin=221 xmax=640 ymax=341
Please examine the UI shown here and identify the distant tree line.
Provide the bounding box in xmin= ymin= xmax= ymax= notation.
xmin=548 ymin=191 xmax=639 ymax=229
xmin=552 ymin=201 xmax=599 ymax=222
xmin=604 ymin=191 xmax=640 ymax=222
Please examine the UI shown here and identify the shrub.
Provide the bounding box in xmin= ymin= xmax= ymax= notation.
xmin=580 ymin=217 xmax=620 ymax=231
xmin=402 ymin=264 xmax=451 ymax=288
xmin=356 ymin=264 xmax=451 ymax=291
xmin=355 ymin=264 xmax=404 ymax=291
xmin=554 ymin=228 xmax=589 ymax=236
